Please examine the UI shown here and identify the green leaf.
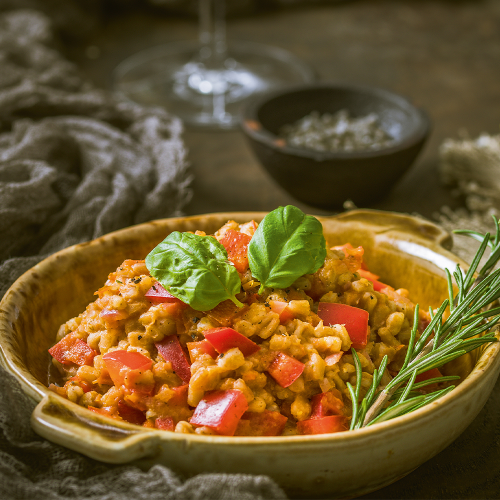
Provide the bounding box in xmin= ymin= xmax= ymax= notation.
xmin=248 ymin=205 xmax=326 ymax=292
xmin=145 ymin=231 xmax=243 ymax=311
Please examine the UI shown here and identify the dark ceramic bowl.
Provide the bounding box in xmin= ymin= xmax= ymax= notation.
xmin=241 ymin=84 xmax=430 ymax=209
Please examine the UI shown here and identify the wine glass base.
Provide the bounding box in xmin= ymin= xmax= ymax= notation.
xmin=112 ymin=40 xmax=315 ymax=129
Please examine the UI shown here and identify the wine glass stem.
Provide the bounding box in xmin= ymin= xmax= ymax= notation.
xmin=199 ymin=0 xmax=227 ymax=69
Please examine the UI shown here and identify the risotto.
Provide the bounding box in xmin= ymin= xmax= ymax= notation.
xmin=48 ymin=213 xmax=433 ymax=437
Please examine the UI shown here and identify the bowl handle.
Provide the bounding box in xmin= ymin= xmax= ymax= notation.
xmin=31 ymin=392 xmax=160 ymax=463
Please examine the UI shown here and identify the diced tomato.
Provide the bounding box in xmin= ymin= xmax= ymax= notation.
xmin=145 ymin=282 xmax=186 ymax=305
xmin=235 ymin=410 xmax=288 ymax=436
xmin=49 ymin=334 xmax=97 ymax=366
xmin=205 ymin=300 xmax=246 ymax=327
xmin=102 ymin=350 xmax=154 ymax=393
xmin=187 ymin=340 xmax=218 ymax=362
xmin=269 ymin=300 xmax=295 ymax=324
xmin=324 ymin=352 xmax=343 ymax=366
xmin=190 ymin=389 xmax=248 ymax=436
xmin=415 ymin=367 xmax=442 ymax=383
xmin=357 ymin=269 xmax=390 ymax=292
xmin=155 ymin=416 xmax=175 ymax=431
xmin=297 ymin=415 xmax=348 ymax=435
xmin=317 ymin=302 xmax=370 ymax=349
xmin=117 ymin=400 xmax=146 ymax=425
xmin=155 ymin=335 xmax=192 ymax=384
xmin=204 ymin=327 xmax=260 ymax=357
xmin=219 ymin=229 xmax=252 ymax=273
xmin=267 ymin=351 xmax=305 ymax=388
xmin=310 ymin=389 xmax=344 ymax=418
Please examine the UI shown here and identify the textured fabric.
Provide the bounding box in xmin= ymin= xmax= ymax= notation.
xmin=0 ymin=6 xmax=286 ymax=500
xmin=437 ymin=132 xmax=500 ymax=264
xmin=0 ymin=9 xmax=191 ymax=298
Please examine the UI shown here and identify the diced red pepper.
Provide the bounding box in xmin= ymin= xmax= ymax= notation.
xmin=117 ymin=400 xmax=146 ymax=425
xmin=415 ymin=367 xmax=442 ymax=383
xmin=357 ymin=269 xmax=390 ymax=292
xmin=235 ymin=410 xmax=288 ymax=436
xmin=269 ymin=300 xmax=295 ymax=324
xmin=310 ymin=389 xmax=344 ymax=418
xmin=145 ymin=282 xmax=186 ymax=305
xmin=297 ymin=415 xmax=348 ymax=435
xmin=187 ymin=340 xmax=218 ymax=362
xmin=267 ymin=351 xmax=305 ymax=388
xmin=155 ymin=335 xmax=192 ymax=384
xmin=102 ymin=350 xmax=154 ymax=393
xmin=190 ymin=389 xmax=248 ymax=436
xmin=219 ymin=229 xmax=252 ymax=273
xmin=204 ymin=327 xmax=260 ymax=357
xmin=357 ymin=268 xmax=379 ymax=281
xmin=155 ymin=416 xmax=175 ymax=431
xmin=49 ymin=334 xmax=97 ymax=366
xmin=317 ymin=302 xmax=370 ymax=349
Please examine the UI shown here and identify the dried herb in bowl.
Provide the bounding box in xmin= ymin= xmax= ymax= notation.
xmin=279 ymin=109 xmax=395 ymax=153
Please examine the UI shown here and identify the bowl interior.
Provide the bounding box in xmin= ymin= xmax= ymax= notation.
xmin=250 ymin=84 xmax=427 ymax=152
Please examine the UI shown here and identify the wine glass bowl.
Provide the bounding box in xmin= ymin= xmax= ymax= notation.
xmin=113 ymin=40 xmax=314 ymax=129
xmin=241 ymin=83 xmax=430 ymax=209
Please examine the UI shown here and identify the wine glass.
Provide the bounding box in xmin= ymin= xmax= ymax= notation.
xmin=112 ymin=0 xmax=315 ymax=129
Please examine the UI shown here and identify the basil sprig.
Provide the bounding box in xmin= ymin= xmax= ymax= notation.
xmin=248 ymin=205 xmax=326 ymax=293
xmin=145 ymin=231 xmax=243 ymax=311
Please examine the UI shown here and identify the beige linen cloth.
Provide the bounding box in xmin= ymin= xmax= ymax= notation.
xmin=0 ymin=7 xmax=286 ymax=500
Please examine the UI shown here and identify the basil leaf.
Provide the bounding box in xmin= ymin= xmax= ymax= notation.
xmin=145 ymin=231 xmax=243 ymax=311
xmin=248 ymin=205 xmax=326 ymax=292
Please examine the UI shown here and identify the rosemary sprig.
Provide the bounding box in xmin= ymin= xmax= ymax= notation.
xmin=349 ymin=218 xmax=500 ymax=429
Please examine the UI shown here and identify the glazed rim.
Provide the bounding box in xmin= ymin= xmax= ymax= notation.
xmin=241 ymin=83 xmax=431 ymax=161
xmin=1 ymin=212 xmax=499 ymax=450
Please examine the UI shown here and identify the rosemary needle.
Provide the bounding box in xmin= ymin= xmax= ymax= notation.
xmin=354 ymin=218 xmax=500 ymax=429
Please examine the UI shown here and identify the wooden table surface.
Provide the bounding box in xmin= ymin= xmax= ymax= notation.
xmin=72 ymin=1 xmax=500 ymax=498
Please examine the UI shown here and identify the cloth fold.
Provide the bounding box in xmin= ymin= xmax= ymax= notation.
xmin=0 ymin=8 xmax=191 ymax=298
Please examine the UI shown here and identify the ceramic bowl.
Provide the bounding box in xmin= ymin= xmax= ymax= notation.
xmin=1 ymin=210 xmax=499 ymax=499
xmin=241 ymin=84 xmax=430 ymax=209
